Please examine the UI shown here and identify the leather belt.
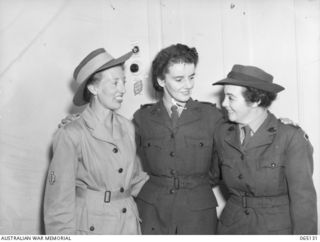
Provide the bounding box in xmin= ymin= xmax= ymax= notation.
xmin=76 ymin=186 xmax=131 ymax=203
xmin=230 ymin=194 xmax=289 ymax=208
xmin=149 ymin=174 xmax=209 ymax=189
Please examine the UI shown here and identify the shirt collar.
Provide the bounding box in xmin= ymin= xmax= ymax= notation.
xmin=239 ymin=110 xmax=268 ymax=134
xmin=162 ymin=97 xmax=187 ymax=116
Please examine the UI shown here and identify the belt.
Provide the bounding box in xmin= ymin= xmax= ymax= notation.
xmin=149 ymin=174 xmax=209 ymax=189
xmin=230 ymin=194 xmax=289 ymax=208
xmin=76 ymin=186 xmax=131 ymax=203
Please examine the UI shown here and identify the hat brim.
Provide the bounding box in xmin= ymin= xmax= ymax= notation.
xmin=212 ymin=78 xmax=284 ymax=93
xmin=73 ymin=51 xmax=133 ymax=106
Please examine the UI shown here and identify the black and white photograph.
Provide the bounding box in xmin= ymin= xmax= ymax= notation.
xmin=0 ymin=0 xmax=319 ymax=239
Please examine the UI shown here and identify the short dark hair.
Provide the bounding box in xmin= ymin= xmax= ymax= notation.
xmin=151 ymin=43 xmax=198 ymax=92
xmin=242 ymin=86 xmax=277 ymax=108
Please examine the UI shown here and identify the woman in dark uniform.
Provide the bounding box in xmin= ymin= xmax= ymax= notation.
xmin=133 ymin=43 xmax=224 ymax=234
xmin=212 ymin=64 xmax=317 ymax=234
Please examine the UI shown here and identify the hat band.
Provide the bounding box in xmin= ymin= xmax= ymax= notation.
xmin=76 ymin=52 xmax=113 ymax=84
xmin=228 ymin=71 xmax=272 ymax=85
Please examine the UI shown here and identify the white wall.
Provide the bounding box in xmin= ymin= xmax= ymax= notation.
xmin=0 ymin=0 xmax=319 ymax=234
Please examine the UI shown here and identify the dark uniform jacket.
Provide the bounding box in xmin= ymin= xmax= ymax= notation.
xmin=214 ymin=112 xmax=317 ymax=234
xmin=133 ymin=99 xmax=223 ymax=234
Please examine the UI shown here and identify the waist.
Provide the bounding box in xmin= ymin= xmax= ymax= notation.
xmin=76 ymin=186 xmax=131 ymax=204
xmin=229 ymin=194 xmax=289 ymax=208
xmin=149 ymin=174 xmax=209 ymax=189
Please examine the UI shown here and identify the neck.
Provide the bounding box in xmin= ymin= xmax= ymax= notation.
xmin=240 ymin=107 xmax=267 ymax=126
xmin=162 ymin=92 xmax=186 ymax=107
xmin=89 ymin=98 xmax=113 ymax=125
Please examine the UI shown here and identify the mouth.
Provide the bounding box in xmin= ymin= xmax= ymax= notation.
xmin=114 ymin=96 xmax=123 ymax=102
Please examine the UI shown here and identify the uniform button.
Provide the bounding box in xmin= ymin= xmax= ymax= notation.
xmin=147 ymin=142 xmax=151 ymax=147
xmin=244 ymin=209 xmax=250 ymax=215
xmin=240 ymin=154 xmax=244 ymax=160
xmin=170 ymin=169 xmax=176 ymax=175
xmin=170 ymin=133 xmax=174 ymax=139
xmin=199 ymin=142 xmax=204 ymax=147
xmin=238 ymin=174 xmax=243 ymax=179
xmin=271 ymin=162 xmax=276 ymax=168
xmin=118 ymin=168 xmax=123 ymax=173
xmin=90 ymin=226 xmax=95 ymax=231
xmin=113 ymin=147 xmax=118 ymax=153
xmin=120 ymin=187 xmax=124 ymax=193
xmin=169 ymin=189 xmax=176 ymax=194
xmin=122 ymin=208 xmax=127 ymax=213
xmin=170 ymin=151 xmax=175 ymax=157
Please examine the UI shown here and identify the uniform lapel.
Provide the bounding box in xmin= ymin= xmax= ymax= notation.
xmin=178 ymin=99 xmax=201 ymax=126
xmin=147 ymin=100 xmax=172 ymax=130
xmin=82 ymin=106 xmax=123 ymax=144
xmin=224 ymin=123 xmax=242 ymax=152
xmin=245 ymin=112 xmax=278 ymax=150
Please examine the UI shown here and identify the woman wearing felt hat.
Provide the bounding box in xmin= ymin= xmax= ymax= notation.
xmin=212 ymin=65 xmax=317 ymax=234
xmin=43 ymin=48 xmax=149 ymax=234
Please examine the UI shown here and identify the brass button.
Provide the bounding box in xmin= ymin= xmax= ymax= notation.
xmin=169 ymin=189 xmax=175 ymax=194
xmin=271 ymin=162 xmax=276 ymax=168
xmin=147 ymin=142 xmax=151 ymax=147
xmin=118 ymin=168 xmax=123 ymax=173
xmin=122 ymin=208 xmax=127 ymax=213
xmin=170 ymin=133 xmax=174 ymax=139
xmin=170 ymin=169 xmax=176 ymax=175
xmin=238 ymin=174 xmax=243 ymax=179
xmin=199 ymin=142 xmax=204 ymax=147
xmin=240 ymin=154 xmax=244 ymax=160
xmin=170 ymin=151 xmax=175 ymax=157
xmin=90 ymin=226 xmax=95 ymax=231
xmin=120 ymin=187 xmax=124 ymax=193
xmin=244 ymin=209 xmax=250 ymax=215
xmin=113 ymin=147 xmax=118 ymax=153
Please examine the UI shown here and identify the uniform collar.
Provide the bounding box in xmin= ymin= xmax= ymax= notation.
xmin=225 ymin=111 xmax=278 ymax=152
xmin=81 ymin=106 xmax=125 ymax=143
xmin=147 ymin=98 xmax=201 ymax=130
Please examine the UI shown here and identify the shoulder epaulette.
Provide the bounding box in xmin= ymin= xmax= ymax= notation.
xmin=140 ymin=103 xmax=155 ymax=109
xmin=197 ymin=100 xmax=216 ymax=107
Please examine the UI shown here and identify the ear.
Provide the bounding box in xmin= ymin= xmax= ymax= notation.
xmin=251 ymin=100 xmax=261 ymax=108
xmin=157 ymin=77 xmax=165 ymax=88
xmin=87 ymin=83 xmax=98 ymax=96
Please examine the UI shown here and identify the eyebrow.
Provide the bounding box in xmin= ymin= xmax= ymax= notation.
xmin=173 ymin=73 xmax=196 ymax=79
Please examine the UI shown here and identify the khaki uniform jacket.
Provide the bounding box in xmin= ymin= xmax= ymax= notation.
xmin=214 ymin=112 xmax=317 ymax=234
xmin=133 ymin=99 xmax=223 ymax=234
xmin=44 ymin=106 xmax=148 ymax=235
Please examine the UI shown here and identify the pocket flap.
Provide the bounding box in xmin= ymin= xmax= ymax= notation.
xmin=143 ymin=138 xmax=164 ymax=148
xmin=185 ymin=136 xmax=213 ymax=148
xmin=259 ymin=158 xmax=285 ymax=169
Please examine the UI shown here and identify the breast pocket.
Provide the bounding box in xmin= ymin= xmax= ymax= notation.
xmin=257 ymin=156 xmax=286 ymax=192
xmin=185 ymin=136 xmax=213 ymax=162
xmin=142 ymin=137 xmax=165 ymax=165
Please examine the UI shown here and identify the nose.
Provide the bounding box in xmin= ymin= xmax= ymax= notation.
xmin=118 ymin=81 xmax=126 ymax=94
xmin=222 ymin=96 xmax=228 ymax=107
xmin=185 ymin=78 xmax=194 ymax=89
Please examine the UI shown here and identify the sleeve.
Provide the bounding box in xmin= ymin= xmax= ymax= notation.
xmin=130 ymin=155 xmax=149 ymax=197
xmin=130 ymin=112 xmax=149 ymax=197
xmin=209 ymin=107 xmax=224 ymax=187
xmin=43 ymin=128 xmax=78 ymax=235
xmin=285 ymin=129 xmax=317 ymax=234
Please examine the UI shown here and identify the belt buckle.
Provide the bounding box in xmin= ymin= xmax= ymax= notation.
xmin=104 ymin=191 xmax=111 ymax=203
xmin=173 ymin=177 xmax=180 ymax=189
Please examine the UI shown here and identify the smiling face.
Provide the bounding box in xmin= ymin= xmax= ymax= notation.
xmin=222 ymin=85 xmax=257 ymax=124
xmin=88 ymin=66 xmax=126 ymax=110
xmin=157 ymin=62 xmax=196 ymax=104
